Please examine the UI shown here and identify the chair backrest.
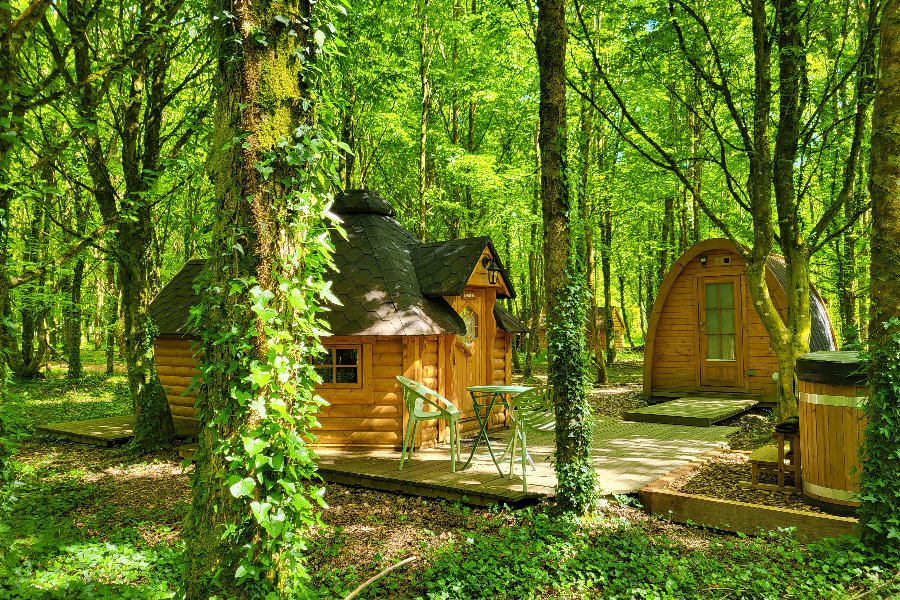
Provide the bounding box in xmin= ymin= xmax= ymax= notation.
xmin=396 ymin=376 xmax=459 ymax=415
xmin=509 ymin=386 xmax=555 ymax=432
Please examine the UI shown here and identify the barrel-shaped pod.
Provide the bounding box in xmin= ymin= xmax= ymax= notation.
xmin=796 ymin=351 xmax=867 ymax=515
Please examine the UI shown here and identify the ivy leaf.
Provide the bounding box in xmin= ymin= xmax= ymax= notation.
xmin=314 ymin=29 xmax=325 ymax=49
xmin=274 ymin=14 xmax=290 ymax=26
xmin=243 ymin=437 xmax=267 ymax=457
xmin=251 ymin=370 xmax=272 ymax=388
xmin=229 ymin=477 xmax=256 ymax=498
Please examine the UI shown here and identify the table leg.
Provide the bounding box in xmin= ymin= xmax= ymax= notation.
xmin=460 ymin=393 xmax=504 ymax=474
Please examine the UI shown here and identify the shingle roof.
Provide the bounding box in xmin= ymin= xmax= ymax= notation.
xmin=149 ymin=190 xmax=517 ymax=338
xmin=412 ymin=238 xmax=515 ymax=299
xmin=148 ymin=259 xmax=206 ymax=336
xmin=494 ymin=305 xmax=530 ymax=333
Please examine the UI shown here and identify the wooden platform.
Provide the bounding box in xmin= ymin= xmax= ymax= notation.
xmin=309 ymin=420 xmax=737 ymax=505
xmin=623 ymin=397 xmax=758 ymax=426
xmin=35 ymin=415 xmax=200 ymax=446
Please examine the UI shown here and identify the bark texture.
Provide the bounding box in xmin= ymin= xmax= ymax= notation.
xmin=183 ymin=0 xmax=314 ymax=596
xmin=862 ymin=0 xmax=900 ymax=552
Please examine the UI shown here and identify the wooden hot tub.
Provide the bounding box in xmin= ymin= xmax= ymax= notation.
xmin=796 ymin=351 xmax=867 ymax=516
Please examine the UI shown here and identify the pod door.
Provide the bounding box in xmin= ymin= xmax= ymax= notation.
xmin=698 ymin=276 xmax=745 ymax=390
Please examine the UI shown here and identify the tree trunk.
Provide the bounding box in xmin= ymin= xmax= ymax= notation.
xmin=417 ymin=0 xmax=431 ymax=240
xmin=861 ymin=0 xmax=900 ymax=553
xmin=183 ymin=0 xmax=328 ymax=596
xmin=105 ymin=261 xmax=117 ymax=375
xmin=618 ymin=274 xmax=634 ymax=349
xmin=67 ymin=182 xmax=88 ymax=379
xmin=117 ymin=12 xmax=174 ymax=447
xmin=537 ymin=0 xmax=596 ymax=513
xmin=524 ymin=121 xmax=540 ymax=378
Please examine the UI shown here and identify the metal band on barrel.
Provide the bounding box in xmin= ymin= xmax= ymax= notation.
xmin=803 ymin=480 xmax=859 ymax=503
xmin=799 ymin=392 xmax=867 ymax=408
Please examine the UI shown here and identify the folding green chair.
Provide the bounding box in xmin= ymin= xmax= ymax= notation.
xmin=507 ymin=386 xmax=555 ymax=491
xmin=396 ymin=376 xmax=461 ymax=471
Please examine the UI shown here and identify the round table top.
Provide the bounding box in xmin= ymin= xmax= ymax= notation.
xmin=466 ymin=385 xmax=532 ymax=394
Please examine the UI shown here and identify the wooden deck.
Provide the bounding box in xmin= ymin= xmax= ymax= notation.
xmin=314 ymin=420 xmax=739 ymax=505
xmin=622 ymin=397 xmax=757 ymax=426
xmin=35 ymin=415 xmax=200 ymax=446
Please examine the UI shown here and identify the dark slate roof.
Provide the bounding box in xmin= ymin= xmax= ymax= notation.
xmin=766 ymin=256 xmax=836 ymax=352
xmin=148 ymin=259 xmax=206 ymax=336
xmin=328 ymin=195 xmax=466 ymax=336
xmin=149 ymin=190 xmax=519 ymax=337
xmin=494 ymin=305 xmax=530 ymax=333
xmin=412 ymin=238 xmax=515 ymax=299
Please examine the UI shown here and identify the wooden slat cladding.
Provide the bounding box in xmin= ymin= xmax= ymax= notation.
xmin=646 ymin=240 xmax=793 ymax=400
xmin=153 ymin=325 xmax=515 ymax=449
xmin=798 ymin=379 xmax=867 ymax=508
xmin=155 ymin=337 xmax=202 ymax=419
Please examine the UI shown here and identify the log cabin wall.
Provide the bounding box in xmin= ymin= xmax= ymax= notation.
xmin=155 ymin=336 xmax=201 ymax=419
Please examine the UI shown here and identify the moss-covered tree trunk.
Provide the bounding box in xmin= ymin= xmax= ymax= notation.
xmin=183 ymin=0 xmax=327 ymax=597
xmin=861 ymin=0 xmax=900 ymax=553
xmin=524 ymin=122 xmax=540 ymax=378
xmin=67 ymin=185 xmax=87 ymax=379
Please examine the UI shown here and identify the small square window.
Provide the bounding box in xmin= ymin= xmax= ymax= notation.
xmin=311 ymin=346 xmax=361 ymax=387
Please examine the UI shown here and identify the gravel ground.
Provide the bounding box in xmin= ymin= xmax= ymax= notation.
xmin=667 ymin=450 xmax=819 ymax=513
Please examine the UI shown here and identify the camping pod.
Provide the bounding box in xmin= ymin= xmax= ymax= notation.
xmin=148 ymin=190 xmax=529 ymax=449
xmin=644 ymin=238 xmax=836 ymax=401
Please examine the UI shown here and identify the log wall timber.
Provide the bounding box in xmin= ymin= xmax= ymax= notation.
xmin=155 ymin=336 xmax=202 ymax=418
xmin=646 ymin=240 xmax=790 ymax=399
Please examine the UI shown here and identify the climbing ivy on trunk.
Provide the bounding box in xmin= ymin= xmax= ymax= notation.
xmin=181 ymin=0 xmax=345 ymax=597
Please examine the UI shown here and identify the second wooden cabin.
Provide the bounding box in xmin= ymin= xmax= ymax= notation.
xmin=149 ymin=190 xmax=529 ymax=450
xmin=644 ymin=238 xmax=836 ymax=402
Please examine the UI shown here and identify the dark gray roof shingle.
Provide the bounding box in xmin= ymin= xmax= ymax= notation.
xmin=494 ymin=305 xmax=530 ymax=333
xmin=148 ymin=259 xmax=206 ymax=336
xmin=411 ymin=238 xmax=515 ymax=299
xmin=150 ymin=190 xmax=518 ymax=338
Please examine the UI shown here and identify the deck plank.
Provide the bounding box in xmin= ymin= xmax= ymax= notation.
xmin=36 ymin=415 xmax=200 ymax=446
xmin=622 ymin=397 xmax=757 ymax=426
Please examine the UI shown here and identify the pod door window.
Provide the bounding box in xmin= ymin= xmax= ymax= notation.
xmin=704 ymin=282 xmax=736 ymax=361
xmin=313 ymin=347 xmax=361 ymax=387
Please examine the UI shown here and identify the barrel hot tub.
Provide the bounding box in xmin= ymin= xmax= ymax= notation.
xmin=796 ymin=351 xmax=867 ymax=516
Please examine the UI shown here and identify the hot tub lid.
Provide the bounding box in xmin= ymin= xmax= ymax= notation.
xmin=796 ymin=351 xmax=866 ymax=386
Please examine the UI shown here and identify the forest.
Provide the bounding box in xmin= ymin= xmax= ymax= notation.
xmin=1 ymin=0 xmax=899 ymax=598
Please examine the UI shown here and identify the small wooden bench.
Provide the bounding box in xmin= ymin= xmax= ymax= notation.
xmin=742 ymin=431 xmax=801 ymax=491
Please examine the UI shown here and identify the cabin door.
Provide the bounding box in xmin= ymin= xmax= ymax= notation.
xmin=452 ymin=289 xmax=485 ymax=422
xmin=698 ymin=275 xmax=745 ymax=389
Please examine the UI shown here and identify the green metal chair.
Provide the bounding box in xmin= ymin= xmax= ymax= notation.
xmin=507 ymin=386 xmax=556 ymax=492
xmin=396 ymin=376 xmax=461 ymax=472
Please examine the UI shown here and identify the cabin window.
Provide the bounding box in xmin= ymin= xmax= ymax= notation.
xmin=460 ymin=307 xmax=479 ymax=346
xmin=312 ymin=346 xmax=361 ymax=386
xmin=705 ymin=283 xmax=736 ymax=361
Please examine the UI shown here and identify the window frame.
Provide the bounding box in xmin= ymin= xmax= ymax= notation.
xmin=312 ymin=345 xmax=363 ymax=389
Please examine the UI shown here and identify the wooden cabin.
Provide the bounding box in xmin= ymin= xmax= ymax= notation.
xmin=537 ymin=307 xmax=626 ymax=353
xmin=148 ymin=190 xmax=529 ymax=450
xmin=644 ymin=238 xmax=837 ymax=401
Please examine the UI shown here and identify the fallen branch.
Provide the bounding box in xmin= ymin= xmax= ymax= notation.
xmin=848 ymin=569 xmax=900 ymax=600
xmin=343 ymin=555 xmax=418 ymax=600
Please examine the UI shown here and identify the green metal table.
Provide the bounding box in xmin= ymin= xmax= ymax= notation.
xmin=461 ymin=385 xmax=532 ymax=473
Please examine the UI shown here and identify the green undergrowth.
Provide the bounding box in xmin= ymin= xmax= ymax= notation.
xmin=1 ymin=457 xmax=186 ymax=598
xmin=9 ymin=365 xmax=130 ymax=432
xmin=307 ymin=505 xmax=900 ymax=600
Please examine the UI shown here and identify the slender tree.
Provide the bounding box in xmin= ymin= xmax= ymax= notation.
xmin=860 ymin=0 xmax=900 ymax=554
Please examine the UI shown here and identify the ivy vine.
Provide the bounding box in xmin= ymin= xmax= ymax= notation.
xmin=547 ymin=265 xmax=598 ymax=514
xmin=858 ymin=316 xmax=900 ymax=555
